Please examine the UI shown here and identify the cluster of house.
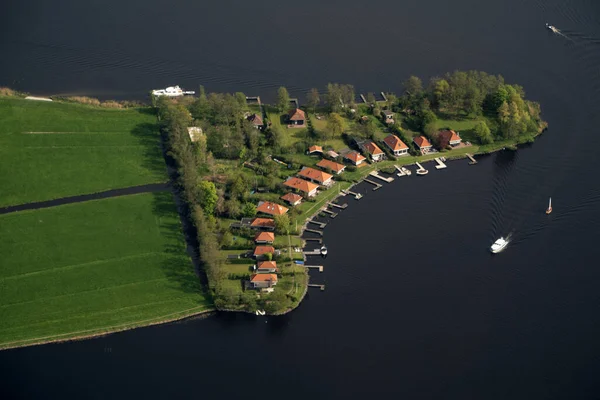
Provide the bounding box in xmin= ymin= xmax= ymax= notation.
xmin=250 ymin=230 xmax=279 ymax=291
xmin=246 ymin=108 xmax=307 ymax=130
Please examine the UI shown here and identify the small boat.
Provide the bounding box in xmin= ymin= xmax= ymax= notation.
xmin=490 ymin=237 xmax=508 ymax=254
xmin=255 ymin=310 xmax=266 ymax=316
xmin=416 ymin=168 xmax=429 ymax=176
xmin=320 ymin=245 xmax=328 ymax=256
xmin=546 ymin=197 xmax=552 ymax=215
xmin=545 ymin=23 xmax=559 ymax=34
xmin=401 ymin=167 xmax=412 ymax=176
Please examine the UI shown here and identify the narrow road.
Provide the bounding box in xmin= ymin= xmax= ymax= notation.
xmin=0 ymin=182 xmax=169 ymax=215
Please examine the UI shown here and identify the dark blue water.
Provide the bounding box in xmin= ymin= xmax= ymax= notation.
xmin=2 ymin=0 xmax=600 ymax=398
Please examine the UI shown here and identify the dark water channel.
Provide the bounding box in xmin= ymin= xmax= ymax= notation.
xmin=2 ymin=0 xmax=600 ymax=398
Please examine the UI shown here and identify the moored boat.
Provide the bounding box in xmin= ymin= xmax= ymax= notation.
xmin=320 ymin=245 xmax=328 ymax=256
xmin=151 ymin=85 xmax=195 ymax=97
xmin=546 ymin=197 xmax=552 ymax=214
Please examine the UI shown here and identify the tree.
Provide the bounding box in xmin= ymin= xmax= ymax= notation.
xmin=277 ymin=86 xmax=290 ymax=113
xmin=433 ymin=79 xmax=450 ymax=110
xmin=424 ymin=122 xmax=438 ymax=138
xmin=242 ymin=202 xmax=257 ymax=218
xmin=220 ymin=231 xmax=234 ymax=248
xmin=326 ymin=83 xmax=343 ymax=112
xmin=403 ymin=76 xmax=423 ymax=99
xmin=268 ymin=125 xmax=284 ymax=149
xmin=235 ymin=92 xmax=247 ymax=110
xmin=231 ymin=175 xmax=249 ymax=200
xmin=224 ymin=199 xmax=242 ymax=218
xmin=419 ymin=109 xmax=437 ymax=130
xmin=274 ymin=214 xmax=290 ymax=234
xmin=366 ymin=92 xmax=376 ymax=105
xmin=198 ymin=180 xmax=218 ymax=215
xmin=306 ymin=88 xmax=320 ymax=112
xmin=385 ymin=93 xmax=397 ymax=110
xmin=326 ymin=113 xmax=345 ymax=139
xmin=264 ymin=252 xmax=273 ymax=261
xmin=473 ymin=121 xmax=493 ymax=144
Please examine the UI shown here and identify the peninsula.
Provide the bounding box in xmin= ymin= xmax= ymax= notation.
xmin=0 ymin=70 xmax=546 ymax=348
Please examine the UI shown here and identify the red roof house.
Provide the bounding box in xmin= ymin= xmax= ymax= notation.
xmin=316 ymin=159 xmax=346 ymax=174
xmin=250 ymin=273 xmax=278 ymax=288
xmin=344 ymin=151 xmax=366 ymax=166
xmin=287 ymin=108 xmax=306 ymax=126
xmin=298 ymin=167 xmax=333 ymax=185
xmin=360 ymin=141 xmax=385 ymax=162
xmin=437 ymin=129 xmax=462 ymax=148
xmin=256 ymin=201 xmax=289 ymax=216
xmin=383 ymin=134 xmax=409 ymax=157
xmin=280 ymin=193 xmax=303 ymax=206
xmin=254 ymin=231 xmax=275 ymax=244
xmin=283 ymin=177 xmax=319 ymax=197
xmin=413 ymin=136 xmax=433 ymax=152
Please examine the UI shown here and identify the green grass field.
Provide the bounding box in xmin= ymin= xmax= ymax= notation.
xmin=0 ymin=192 xmax=212 ymax=349
xmin=0 ymin=98 xmax=167 ymax=207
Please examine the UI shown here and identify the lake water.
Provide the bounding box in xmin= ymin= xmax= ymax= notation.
xmin=2 ymin=0 xmax=600 ymax=398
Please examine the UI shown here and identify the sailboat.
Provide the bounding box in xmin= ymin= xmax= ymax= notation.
xmin=546 ymin=197 xmax=552 ymax=215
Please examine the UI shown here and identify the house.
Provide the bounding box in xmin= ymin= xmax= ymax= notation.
xmin=413 ymin=136 xmax=433 ymax=153
xmin=254 ymin=245 xmax=276 ymax=259
xmin=283 ymin=177 xmax=319 ymax=197
xmin=360 ymin=141 xmax=385 ymax=162
xmin=382 ymin=110 xmax=395 ymax=124
xmin=254 ymin=231 xmax=275 ymax=244
xmin=256 ymin=201 xmax=289 ymax=216
xmin=247 ymin=113 xmax=264 ymax=129
xmin=250 ymin=218 xmax=275 ymax=231
xmin=187 ymin=127 xmax=203 ymax=142
xmin=298 ymin=167 xmax=333 ymax=186
xmin=437 ymin=129 xmax=462 ymax=148
xmin=280 ymin=192 xmax=303 ymax=206
xmin=256 ymin=261 xmax=278 ymax=273
xmin=327 ymin=150 xmax=339 ymax=159
xmin=287 ymin=108 xmax=306 ymax=126
xmin=316 ymin=159 xmax=346 ymax=175
xmin=383 ymin=134 xmax=409 ymax=157
xmin=307 ymin=145 xmax=323 ymax=155
xmin=250 ymin=273 xmax=278 ymax=289
xmin=344 ymin=150 xmax=366 ymax=166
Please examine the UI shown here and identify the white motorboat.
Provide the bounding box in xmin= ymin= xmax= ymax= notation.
xmin=151 ymin=85 xmax=195 ymax=97
xmin=490 ymin=237 xmax=508 ymax=253
xmin=320 ymin=245 xmax=328 ymax=256
xmin=401 ymin=167 xmax=412 ymax=176
xmin=416 ymin=168 xmax=429 ymax=176
xmin=546 ymin=197 xmax=552 ymax=215
xmin=545 ymin=23 xmax=559 ymax=34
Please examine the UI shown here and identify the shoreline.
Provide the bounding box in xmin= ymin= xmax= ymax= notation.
xmin=0 ymin=307 xmax=216 ymax=352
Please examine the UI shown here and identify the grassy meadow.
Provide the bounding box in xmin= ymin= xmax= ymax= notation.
xmin=0 ymin=192 xmax=212 ymax=349
xmin=0 ymin=97 xmax=167 ymax=207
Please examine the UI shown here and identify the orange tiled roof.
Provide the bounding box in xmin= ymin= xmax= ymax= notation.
xmin=308 ymin=145 xmax=323 ymax=153
xmin=298 ymin=167 xmax=333 ymax=184
xmin=280 ymin=193 xmax=303 ymax=203
xmin=288 ymin=108 xmax=306 ymax=121
xmin=283 ymin=177 xmax=319 ymax=193
xmin=345 ymin=151 xmax=366 ymax=163
xmin=383 ymin=134 xmax=408 ymax=151
xmin=254 ymin=246 xmax=275 ymax=256
xmin=254 ymin=232 xmax=275 ymax=242
xmin=316 ymin=159 xmax=346 ymax=173
xmin=413 ymin=135 xmax=432 ymax=148
xmin=250 ymin=273 xmax=278 ymax=283
xmin=257 ymin=261 xmax=278 ymax=270
xmin=438 ymin=129 xmax=461 ymax=143
xmin=362 ymin=141 xmax=384 ymax=156
xmin=256 ymin=201 xmax=289 ymax=216
xmin=250 ymin=218 xmax=275 ymax=228
xmin=247 ymin=113 xmax=263 ymax=125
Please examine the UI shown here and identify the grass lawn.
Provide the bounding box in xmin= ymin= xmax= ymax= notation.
xmin=0 ymin=192 xmax=212 ymax=349
xmin=433 ymin=116 xmax=487 ymax=144
xmin=0 ymin=97 xmax=167 ymax=207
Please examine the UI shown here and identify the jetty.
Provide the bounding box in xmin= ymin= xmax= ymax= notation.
xmin=415 ymin=162 xmax=429 ymax=175
xmin=380 ymin=92 xmax=388 ymax=102
xmin=434 ymin=157 xmax=447 ymax=169
xmin=303 ymin=249 xmax=322 ymax=256
xmin=328 ymin=202 xmax=348 ymax=210
xmin=466 ymin=153 xmax=478 ymax=165
xmin=364 ymin=178 xmax=382 ymax=191
xmin=321 ymin=209 xmax=338 ymax=218
xmin=304 ymin=228 xmax=323 ymax=236
xmin=305 ymin=238 xmax=322 ymax=244
xmin=305 ymin=265 xmax=324 ymax=272
xmin=342 ymin=189 xmax=363 ymax=200
xmin=308 ymin=220 xmax=327 ymax=229
xmin=369 ymin=170 xmax=394 ymax=183
xmin=360 ymin=94 xmax=367 ymax=103
xmin=308 ymin=284 xmax=326 ymax=291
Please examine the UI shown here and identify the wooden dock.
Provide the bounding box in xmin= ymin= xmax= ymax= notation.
xmin=360 ymin=94 xmax=367 ymax=103
xmin=415 ymin=162 xmax=429 ymax=174
xmin=305 ymin=265 xmax=323 ymax=272
xmin=466 ymin=153 xmax=477 ymax=165
xmin=364 ymin=179 xmax=382 ymax=191
xmin=305 ymin=238 xmax=322 ymax=243
xmin=329 ymin=202 xmax=348 ymax=210
xmin=322 ymin=209 xmax=338 ymax=218
xmin=342 ymin=189 xmax=363 ymax=200
xmin=308 ymin=220 xmax=327 ymax=228
xmin=380 ymin=92 xmax=388 ymax=102
xmin=369 ymin=170 xmax=394 ymax=183
xmin=305 ymin=228 xmax=323 ymax=236
xmin=434 ymin=157 xmax=447 ymax=169
xmin=303 ymin=249 xmax=321 ymax=256
xmin=308 ymin=284 xmax=325 ymax=291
